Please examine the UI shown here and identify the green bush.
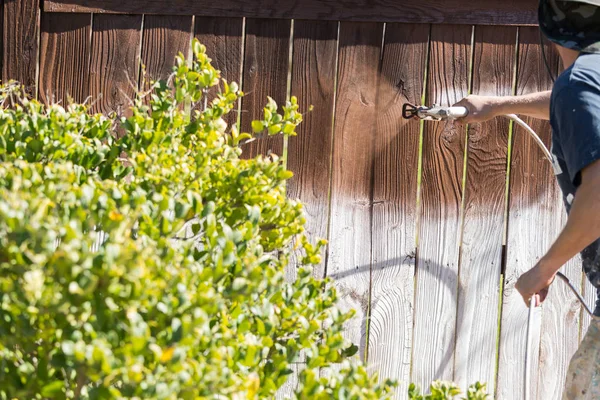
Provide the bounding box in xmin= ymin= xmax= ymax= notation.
xmin=0 ymin=39 xmax=395 ymax=399
xmin=408 ymin=381 xmax=491 ymax=400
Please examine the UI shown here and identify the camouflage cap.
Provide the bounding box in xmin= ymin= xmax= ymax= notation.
xmin=539 ymin=0 xmax=600 ymax=53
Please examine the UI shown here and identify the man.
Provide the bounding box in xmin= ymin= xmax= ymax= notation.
xmin=455 ymin=1 xmax=600 ymax=397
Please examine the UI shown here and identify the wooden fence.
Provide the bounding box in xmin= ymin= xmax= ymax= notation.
xmin=2 ymin=1 xmax=595 ymax=399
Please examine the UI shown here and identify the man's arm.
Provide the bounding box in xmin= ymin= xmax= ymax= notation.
xmin=454 ymin=91 xmax=552 ymax=123
xmin=515 ymin=159 xmax=600 ymax=306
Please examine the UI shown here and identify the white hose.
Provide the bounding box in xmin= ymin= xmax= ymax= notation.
xmin=504 ymin=114 xmax=554 ymax=164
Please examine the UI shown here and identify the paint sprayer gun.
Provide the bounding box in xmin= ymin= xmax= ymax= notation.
xmin=402 ymin=103 xmax=469 ymax=121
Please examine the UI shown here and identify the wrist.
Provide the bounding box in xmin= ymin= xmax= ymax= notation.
xmin=538 ymin=256 xmax=561 ymax=277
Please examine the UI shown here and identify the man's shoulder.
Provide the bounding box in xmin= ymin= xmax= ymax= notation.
xmin=554 ymin=53 xmax=600 ymax=97
xmin=570 ymin=53 xmax=600 ymax=86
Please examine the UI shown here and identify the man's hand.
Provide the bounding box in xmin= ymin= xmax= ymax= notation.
xmin=453 ymin=95 xmax=502 ymax=124
xmin=515 ymin=260 xmax=557 ymax=308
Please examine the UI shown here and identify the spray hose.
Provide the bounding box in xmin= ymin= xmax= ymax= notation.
xmin=403 ymin=103 xmax=595 ymax=400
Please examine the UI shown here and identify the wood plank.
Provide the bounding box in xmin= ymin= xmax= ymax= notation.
xmin=3 ymin=0 xmax=40 ymax=95
xmin=326 ymin=21 xmax=383 ymax=359
xmin=239 ymin=18 xmax=290 ymax=158
xmin=453 ymin=26 xmax=516 ymax=391
xmin=140 ymin=16 xmax=193 ymax=87
xmin=496 ymin=27 xmax=560 ymax=400
xmin=537 ymin=210 xmax=582 ymax=400
xmin=89 ymin=15 xmax=143 ymax=120
xmin=367 ymin=23 xmax=428 ymax=398
xmin=194 ymin=16 xmax=243 ymax=129
xmin=45 ymin=0 xmax=539 ymax=26
xmin=411 ymin=24 xmax=472 ymax=388
xmin=39 ymin=13 xmax=91 ymax=104
xmin=286 ymin=20 xmax=338 ymax=280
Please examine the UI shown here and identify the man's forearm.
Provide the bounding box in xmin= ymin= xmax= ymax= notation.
xmin=494 ymin=91 xmax=552 ymax=121
xmin=455 ymin=90 xmax=552 ymax=123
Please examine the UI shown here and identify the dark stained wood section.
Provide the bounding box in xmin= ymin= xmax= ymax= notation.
xmin=326 ymin=21 xmax=383 ymax=358
xmin=454 ymin=25 xmax=516 ymax=390
xmin=141 ymin=16 xmax=193 ymax=87
xmin=39 ymin=13 xmax=92 ymax=104
xmin=412 ymin=24 xmax=472 ymax=388
xmin=89 ymin=15 xmax=143 ymax=118
xmin=194 ymin=16 xmax=243 ymax=128
xmin=239 ymin=18 xmax=290 ymax=158
xmin=497 ymin=27 xmax=561 ymax=400
xmin=45 ymin=0 xmax=538 ymax=26
xmin=286 ymin=20 xmax=338 ymax=279
xmin=3 ymin=0 xmax=40 ymax=95
xmin=367 ymin=23 xmax=429 ymax=396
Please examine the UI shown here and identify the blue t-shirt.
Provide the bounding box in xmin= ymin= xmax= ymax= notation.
xmin=550 ymin=52 xmax=600 ymax=314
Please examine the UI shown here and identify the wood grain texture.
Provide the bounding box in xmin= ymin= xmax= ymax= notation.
xmin=367 ymin=23 xmax=428 ymax=398
xmin=45 ymin=0 xmax=538 ymax=26
xmin=326 ymin=21 xmax=383 ymax=358
xmin=453 ymin=26 xmax=515 ymax=391
xmin=496 ymin=27 xmax=560 ymax=400
xmin=141 ymin=16 xmax=192 ymax=87
xmin=39 ymin=13 xmax=91 ymax=104
xmin=3 ymin=0 xmax=40 ymax=95
xmin=411 ymin=24 xmax=471 ymax=389
xmin=286 ymin=20 xmax=338 ymax=280
xmin=195 ymin=17 xmax=243 ymax=129
xmin=89 ymin=15 xmax=142 ymax=119
xmin=239 ymin=18 xmax=290 ymax=158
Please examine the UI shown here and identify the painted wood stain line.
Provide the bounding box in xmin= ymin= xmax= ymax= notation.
xmin=411 ymin=24 xmax=471 ymax=389
xmin=453 ymin=25 xmax=516 ymax=392
xmin=287 ymin=20 xmax=338 ymax=280
xmin=367 ymin=23 xmax=428 ymax=399
xmin=327 ymin=21 xmax=383 ymax=360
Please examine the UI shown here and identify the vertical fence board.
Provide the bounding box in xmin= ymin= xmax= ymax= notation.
xmin=89 ymin=15 xmax=143 ymax=119
xmin=39 ymin=13 xmax=91 ymax=104
xmin=327 ymin=21 xmax=383 ymax=357
xmin=412 ymin=24 xmax=471 ymax=388
xmin=497 ymin=27 xmax=560 ymax=400
xmin=240 ymin=18 xmax=290 ymax=158
xmin=368 ymin=23 xmax=428 ymax=397
xmin=141 ymin=16 xmax=192 ymax=88
xmin=195 ymin=16 xmax=243 ymax=128
xmin=287 ymin=20 xmax=338 ymax=280
xmin=454 ymin=26 xmax=515 ymax=390
xmin=538 ymin=210 xmax=582 ymax=400
xmin=3 ymin=0 xmax=40 ymax=94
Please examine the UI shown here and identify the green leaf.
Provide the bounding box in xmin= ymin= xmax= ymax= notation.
xmin=41 ymin=381 xmax=64 ymax=397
